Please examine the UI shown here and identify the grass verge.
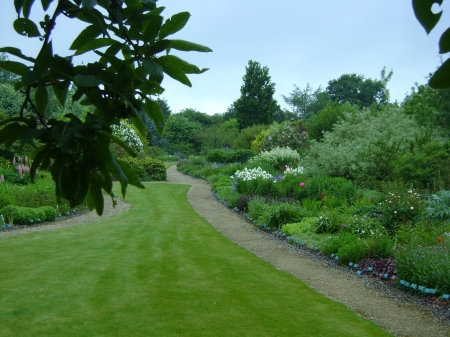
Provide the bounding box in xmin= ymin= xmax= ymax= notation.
xmin=0 ymin=183 xmax=392 ymax=336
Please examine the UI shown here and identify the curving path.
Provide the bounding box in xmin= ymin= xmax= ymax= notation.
xmin=166 ymin=165 xmax=450 ymax=337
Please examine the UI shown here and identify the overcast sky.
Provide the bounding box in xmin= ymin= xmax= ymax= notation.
xmin=0 ymin=1 xmax=448 ymax=115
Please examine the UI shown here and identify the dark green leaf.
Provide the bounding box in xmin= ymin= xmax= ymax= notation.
xmin=429 ymin=58 xmax=450 ymax=89
xmin=41 ymin=0 xmax=54 ymax=11
xmin=439 ymin=28 xmax=450 ymax=54
xmin=143 ymin=98 xmax=165 ymax=134
xmin=18 ymin=128 xmax=45 ymax=147
xmin=30 ymin=144 xmax=52 ymax=181
xmin=74 ymin=38 xmax=115 ymax=55
xmin=0 ymin=47 xmax=36 ymax=62
xmin=143 ymin=15 xmax=163 ymax=43
xmin=168 ymin=39 xmax=212 ymax=53
xmin=103 ymin=131 xmax=138 ymax=157
xmin=74 ymin=159 xmax=91 ymax=205
xmin=116 ymin=159 xmax=145 ymax=189
xmin=136 ymin=80 xmax=165 ymax=95
xmin=36 ymin=40 xmax=53 ymax=68
xmin=21 ymin=68 xmax=47 ymax=85
xmin=143 ymin=59 xmax=164 ymax=82
xmin=74 ymin=74 xmax=103 ymax=87
xmin=70 ymin=24 xmax=103 ymax=50
xmin=0 ymin=116 xmax=37 ymax=129
xmin=412 ymin=0 xmax=443 ymax=34
xmin=131 ymin=117 xmax=147 ymax=140
xmin=35 ymin=86 xmax=48 ymax=114
xmin=0 ymin=60 xmax=29 ymax=76
xmin=157 ymin=55 xmax=209 ymax=74
xmin=82 ymin=0 xmax=97 ymax=10
xmin=13 ymin=18 xmax=41 ymax=37
xmin=14 ymin=0 xmax=25 ymax=15
xmin=159 ymin=12 xmax=190 ymax=39
xmin=52 ymin=81 xmax=71 ymax=107
xmin=86 ymin=174 xmax=104 ymax=215
xmin=0 ymin=123 xmax=24 ymax=148
xmin=22 ymin=0 xmax=35 ymax=19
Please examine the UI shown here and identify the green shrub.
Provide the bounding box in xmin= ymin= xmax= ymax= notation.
xmin=395 ymin=243 xmax=450 ymax=293
xmin=282 ymin=217 xmax=319 ymax=236
xmin=248 ymin=146 xmax=300 ymax=170
xmin=322 ymin=232 xmax=394 ymax=264
xmin=314 ymin=209 xmax=354 ymax=234
xmin=215 ymin=186 xmax=240 ymax=208
xmin=121 ymin=157 xmax=166 ymax=181
xmin=0 ymin=182 xmax=15 ymax=208
xmin=232 ymin=124 xmax=267 ymax=150
xmin=206 ymin=149 xmax=254 ymax=164
xmin=40 ymin=206 xmax=57 ymax=221
xmin=248 ymin=200 xmax=303 ymax=229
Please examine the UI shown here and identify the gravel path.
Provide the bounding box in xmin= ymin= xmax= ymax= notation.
xmin=2 ymin=166 xmax=450 ymax=337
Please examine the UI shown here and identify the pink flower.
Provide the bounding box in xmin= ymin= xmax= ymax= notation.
xmin=299 ymin=182 xmax=305 ymax=188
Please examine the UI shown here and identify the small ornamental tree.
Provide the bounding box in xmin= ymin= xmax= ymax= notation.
xmin=234 ymin=60 xmax=280 ymax=130
xmin=0 ymin=0 xmax=211 ymax=214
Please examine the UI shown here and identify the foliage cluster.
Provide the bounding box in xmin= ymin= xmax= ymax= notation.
xmin=206 ymin=148 xmax=253 ymax=164
xmin=120 ymin=157 xmax=166 ymax=181
xmin=251 ymin=122 xmax=309 ymax=154
xmin=248 ymin=146 xmax=301 ymax=170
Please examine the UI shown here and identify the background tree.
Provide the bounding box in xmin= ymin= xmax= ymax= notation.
xmin=0 ymin=53 xmax=20 ymax=84
xmin=233 ymin=60 xmax=280 ymax=130
xmin=162 ymin=115 xmax=201 ymax=153
xmin=282 ymin=83 xmax=330 ymax=120
xmin=0 ymin=0 xmax=211 ymax=214
xmin=156 ymin=98 xmax=172 ymax=121
xmin=326 ymin=69 xmax=392 ymax=108
xmin=402 ymin=82 xmax=450 ymax=133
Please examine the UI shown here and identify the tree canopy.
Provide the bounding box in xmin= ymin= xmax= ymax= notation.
xmin=233 ymin=60 xmax=279 ymax=130
xmin=0 ymin=0 xmax=211 ymax=215
xmin=325 ymin=70 xmax=392 ymax=108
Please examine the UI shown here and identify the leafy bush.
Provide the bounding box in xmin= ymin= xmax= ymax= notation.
xmin=322 ymin=232 xmax=394 ymax=264
xmin=376 ymin=190 xmax=423 ymax=235
xmin=248 ymin=146 xmax=300 ymax=170
xmin=393 ymin=141 xmax=450 ymax=190
xmin=281 ymin=217 xmax=319 ymax=236
xmin=111 ymin=121 xmax=144 ymax=154
xmin=121 ymin=157 xmax=166 ymax=181
xmin=0 ymin=205 xmax=56 ymax=225
xmin=248 ymin=199 xmax=303 ymax=229
xmin=232 ymin=124 xmax=267 ymax=150
xmin=314 ymin=209 xmax=354 ymax=234
xmin=215 ymin=186 xmax=240 ymax=208
xmin=206 ymin=149 xmax=253 ymax=164
xmin=252 ymin=122 xmax=309 ymax=154
xmin=303 ymin=108 xmax=426 ymax=186
xmin=395 ymin=243 xmax=450 ymax=293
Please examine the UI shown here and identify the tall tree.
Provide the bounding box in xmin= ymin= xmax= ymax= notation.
xmin=233 ymin=60 xmax=279 ymax=130
xmin=156 ymin=98 xmax=172 ymax=121
xmin=0 ymin=53 xmax=20 ymax=85
xmin=282 ymin=83 xmax=330 ymax=120
xmin=0 ymin=0 xmax=211 ymax=214
xmin=326 ymin=70 xmax=392 ymax=108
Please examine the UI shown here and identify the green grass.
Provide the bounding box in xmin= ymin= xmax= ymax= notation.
xmin=164 ymin=161 xmax=177 ymax=168
xmin=0 ymin=184 xmax=392 ymax=337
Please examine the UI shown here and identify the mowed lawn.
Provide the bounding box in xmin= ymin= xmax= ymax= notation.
xmin=0 ymin=183 xmax=392 ymax=337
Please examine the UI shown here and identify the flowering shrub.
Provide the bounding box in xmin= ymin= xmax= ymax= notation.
xmin=111 ymin=121 xmax=144 ymax=154
xmin=251 ymin=122 xmax=308 ymax=154
xmin=395 ymin=243 xmax=450 ymax=293
xmin=377 ymin=190 xmax=423 ymax=235
xmin=284 ymin=166 xmax=304 ymax=176
xmin=248 ymin=146 xmax=300 ymax=170
xmin=230 ymin=167 xmax=273 ymax=181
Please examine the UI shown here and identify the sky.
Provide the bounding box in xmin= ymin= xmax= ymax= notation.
xmin=0 ymin=1 xmax=448 ymax=115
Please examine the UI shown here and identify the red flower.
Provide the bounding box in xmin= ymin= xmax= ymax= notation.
xmin=321 ymin=191 xmax=325 ymax=200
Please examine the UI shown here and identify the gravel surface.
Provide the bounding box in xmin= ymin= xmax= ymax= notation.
xmin=2 ymin=166 xmax=449 ymax=337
